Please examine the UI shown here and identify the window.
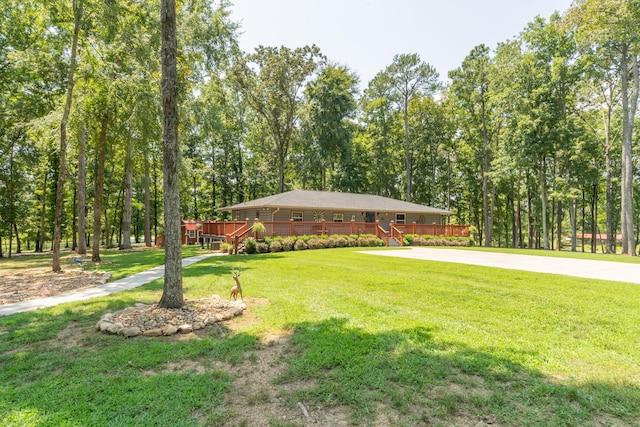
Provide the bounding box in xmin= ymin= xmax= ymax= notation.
xmin=188 ymin=229 xmax=196 ymax=238
xmin=291 ymin=211 xmax=303 ymax=222
xmin=395 ymin=213 xmax=406 ymax=224
xmin=333 ymin=213 xmax=343 ymax=222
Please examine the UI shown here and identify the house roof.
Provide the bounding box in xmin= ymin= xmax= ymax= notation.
xmin=181 ymin=220 xmax=202 ymax=231
xmin=221 ymin=190 xmax=453 ymax=215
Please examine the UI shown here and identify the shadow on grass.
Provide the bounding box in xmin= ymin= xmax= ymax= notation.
xmin=278 ymin=317 xmax=640 ymax=425
xmin=0 ymin=303 xmax=258 ymax=426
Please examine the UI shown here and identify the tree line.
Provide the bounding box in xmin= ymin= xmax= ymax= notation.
xmin=0 ymin=0 xmax=638 ymax=264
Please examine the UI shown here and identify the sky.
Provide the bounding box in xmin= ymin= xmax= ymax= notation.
xmin=229 ymin=0 xmax=574 ymax=87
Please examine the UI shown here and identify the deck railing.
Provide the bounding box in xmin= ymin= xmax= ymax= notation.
xmin=202 ymin=220 xmax=249 ymax=236
xmin=196 ymin=219 xmax=469 ymax=252
xmin=391 ymin=222 xmax=469 ymax=238
xmin=390 ymin=223 xmax=404 ymax=246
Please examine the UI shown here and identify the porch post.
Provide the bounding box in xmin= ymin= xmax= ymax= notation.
xmin=351 ymin=220 xmax=355 ymax=235
xmin=321 ymin=219 xmax=326 ymax=235
xmin=290 ymin=219 xmax=294 ymax=237
xmin=413 ymin=222 xmax=417 ymax=234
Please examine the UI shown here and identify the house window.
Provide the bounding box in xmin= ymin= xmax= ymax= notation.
xmin=188 ymin=229 xmax=196 ymax=238
xmin=395 ymin=213 xmax=406 ymax=224
xmin=291 ymin=211 xmax=303 ymax=222
xmin=333 ymin=213 xmax=343 ymax=222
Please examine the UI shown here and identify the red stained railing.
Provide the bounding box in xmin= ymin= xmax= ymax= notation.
xmin=391 ymin=223 xmax=469 ymax=237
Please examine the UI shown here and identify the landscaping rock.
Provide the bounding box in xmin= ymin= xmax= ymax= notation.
xmin=162 ymin=324 xmax=178 ymax=336
xmin=193 ymin=322 xmax=205 ymax=330
xmin=123 ymin=327 xmax=141 ymax=338
xmin=96 ymin=296 xmax=250 ymax=338
xmin=178 ymin=324 xmax=193 ymax=334
xmin=108 ymin=322 xmax=124 ymax=334
xmin=143 ymin=328 xmax=163 ymax=337
xmin=99 ymin=321 xmax=113 ymax=332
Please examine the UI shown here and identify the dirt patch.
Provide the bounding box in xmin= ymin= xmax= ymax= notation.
xmin=0 ymin=266 xmax=111 ymax=305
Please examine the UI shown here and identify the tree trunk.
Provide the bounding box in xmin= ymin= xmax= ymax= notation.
xmin=13 ymin=222 xmax=21 ymax=254
xmin=144 ymin=148 xmax=152 ymax=246
xmin=77 ymin=124 xmax=87 ymax=254
xmin=620 ymin=47 xmax=638 ymax=255
xmin=121 ymin=134 xmax=133 ymax=250
xmin=159 ymin=0 xmax=183 ymax=309
xmin=570 ymin=198 xmax=577 ymax=252
xmin=92 ymin=113 xmax=108 ymax=263
xmin=37 ymin=171 xmax=48 ymax=252
xmin=72 ymin=185 xmax=77 ymax=251
xmin=591 ymin=183 xmax=597 ymax=254
xmin=516 ymin=172 xmax=522 ymax=248
xmin=53 ymin=0 xmax=82 ymax=272
xmin=403 ymin=99 xmax=411 ymax=202
xmin=556 ymin=200 xmax=563 ymax=251
xmin=539 ymin=156 xmax=549 ymax=250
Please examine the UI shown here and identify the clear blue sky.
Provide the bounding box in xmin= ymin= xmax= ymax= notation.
xmin=229 ymin=0 xmax=574 ymax=87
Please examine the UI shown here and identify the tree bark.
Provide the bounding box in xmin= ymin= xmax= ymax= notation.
xmin=620 ymin=46 xmax=638 ymax=255
xmin=37 ymin=171 xmax=48 ymax=252
xmin=159 ymin=0 xmax=183 ymax=309
xmin=121 ymin=133 xmax=133 ymax=250
xmin=92 ymin=113 xmax=108 ymax=262
xmin=403 ymin=99 xmax=411 ymax=202
xmin=52 ymin=0 xmax=82 ymax=272
xmin=144 ymin=148 xmax=152 ymax=246
xmin=12 ymin=223 xmax=21 ymax=254
xmin=77 ymin=124 xmax=87 ymax=255
xmin=539 ymin=156 xmax=549 ymax=250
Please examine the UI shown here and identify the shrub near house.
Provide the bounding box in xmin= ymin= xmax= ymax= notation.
xmin=403 ymin=234 xmax=474 ymax=247
xmin=243 ymin=234 xmax=384 ymax=254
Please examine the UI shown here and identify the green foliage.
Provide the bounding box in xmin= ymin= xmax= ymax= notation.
xmin=404 ymin=234 xmax=472 ymax=247
xmin=243 ymin=238 xmax=257 ymax=254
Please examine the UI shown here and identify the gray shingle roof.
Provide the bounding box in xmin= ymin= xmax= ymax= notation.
xmin=221 ymin=190 xmax=453 ymax=215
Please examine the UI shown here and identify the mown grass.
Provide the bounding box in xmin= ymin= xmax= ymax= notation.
xmin=2 ymin=247 xmax=640 ymax=425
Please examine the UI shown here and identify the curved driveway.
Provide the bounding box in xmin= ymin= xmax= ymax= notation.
xmin=364 ymin=248 xmax=640 ymax=285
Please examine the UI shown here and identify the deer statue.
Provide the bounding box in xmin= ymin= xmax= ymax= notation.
xmin=230 ymin=267 xmax=243 ymax=300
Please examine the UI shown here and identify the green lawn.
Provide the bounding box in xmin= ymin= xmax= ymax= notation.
xmin=1 ymin=248 xmax=640 ymax=426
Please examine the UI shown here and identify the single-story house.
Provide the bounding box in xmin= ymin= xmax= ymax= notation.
xmin=221 ymin=189 xmax=454 ymax=231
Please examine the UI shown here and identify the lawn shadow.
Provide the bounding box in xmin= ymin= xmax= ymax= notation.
xmin=276 ymin=317 xmax=640 ymax=426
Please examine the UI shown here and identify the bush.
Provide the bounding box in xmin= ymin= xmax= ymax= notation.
xmin=347 ymin=238 xmax=357 ymax=247
xmin=257 ymin=241 xmax=270 ymax=254
xmin=282 ymin=238 xmax=295 ymax=251
xmin=307 ymin=238 xmax=320 ymax=250
xmin=244 ymin=238 xmax=257 ymax=254
xmin=294 ymin=239 xmax=308 ymax=251
xmin=269 ymin=240 xmax=283 ymax=252
xmin=327 ymin=238 xmax=338 ymax=248
xmin=336 ymin=237 xmax=348 ymax=247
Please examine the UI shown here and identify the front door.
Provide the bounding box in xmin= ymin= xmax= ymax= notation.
xmin=365 ymin=212 xmax=376 ymax=223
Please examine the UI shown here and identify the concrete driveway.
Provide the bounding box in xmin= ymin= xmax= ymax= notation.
xmin=364 ymin=248 xmax=640 ymax=285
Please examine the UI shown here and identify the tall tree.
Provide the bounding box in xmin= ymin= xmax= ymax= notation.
xmin=570 ymin=0 xmax=640 ymax=255
xmin=230 ymin=45 xmax=323 ymax=193
xmin=158 ymin=0 xmax=183 ymax=308
xmin=301 ymin=63 xmax=359 ymax=190
xmin=52 ymin=0 xmax=83 ymax=271
xmin=450 ymin=45 xmax=500 ymax=246
xmin=379 ymin=53 xmax=439 ymax=201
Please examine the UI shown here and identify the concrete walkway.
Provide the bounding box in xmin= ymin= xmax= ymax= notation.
xmin=0 ymin=253 xmax=223 ymax=317
xmin=364 ymin=248 xmax=640 ymax=285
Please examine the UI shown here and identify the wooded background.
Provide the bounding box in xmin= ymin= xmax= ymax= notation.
xmin=0 ymin=0 xmax=638 ymax=257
